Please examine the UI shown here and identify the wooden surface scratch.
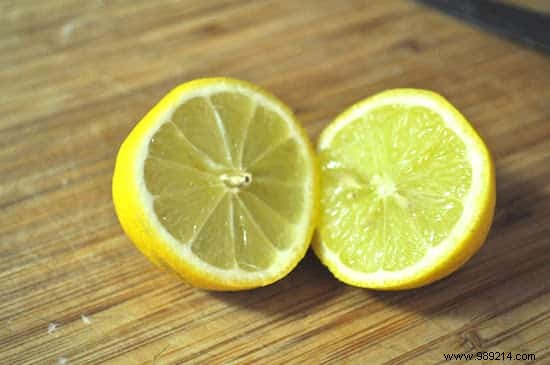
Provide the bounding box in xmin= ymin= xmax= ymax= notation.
xmin=1 ymin=1 xmax=549 ymax=364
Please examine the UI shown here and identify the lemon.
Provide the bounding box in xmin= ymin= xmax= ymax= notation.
xmin=113 ymin=78 xmax=318 ymax=290
xmin=315 ymin=89 xmax=495 ymax=290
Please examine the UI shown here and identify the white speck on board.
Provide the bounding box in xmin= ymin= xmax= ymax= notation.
xmin=47 ymin=322 xmax=59 ymax=334
xmin=81 ymin=314 xmax=92 ymax=324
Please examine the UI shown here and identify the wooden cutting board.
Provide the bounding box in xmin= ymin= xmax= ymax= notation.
xmin=1 ymin=1 xmax=549 ymax=364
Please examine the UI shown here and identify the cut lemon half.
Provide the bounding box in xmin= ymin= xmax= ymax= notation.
xmin=113 ymin=78 xmax=318 ymax=290
xmin=315 ymin=89 xmax=495 ymax=290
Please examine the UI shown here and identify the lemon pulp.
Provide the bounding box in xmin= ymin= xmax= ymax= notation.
xmin=321 ymin=104 xmax=472 ymax=272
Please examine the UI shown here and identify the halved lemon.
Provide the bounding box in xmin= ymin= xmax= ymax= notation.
xmin=315 ymin=89 xmax=495 ymax=290
xmin=113 ymin=78 xmax=318 ymax=290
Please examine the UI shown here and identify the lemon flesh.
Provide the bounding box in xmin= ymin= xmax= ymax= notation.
xmin=315 ymin=89 xmax=495 ymax=290
xmin=113 ymin=78 xmax=318 ymax=290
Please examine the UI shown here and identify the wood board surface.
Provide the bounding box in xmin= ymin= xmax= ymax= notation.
xmin=1 ymin=1 xmax=549 ymax=364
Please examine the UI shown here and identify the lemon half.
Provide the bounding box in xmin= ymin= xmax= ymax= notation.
xmin=315 ymin=89 xmax=495 ymax=290
xmin=113 ymin=78 xmax=318 ymax=290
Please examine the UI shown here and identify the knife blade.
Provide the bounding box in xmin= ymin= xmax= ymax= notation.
xmin=416 ymin=0 xmax=550 ymax=53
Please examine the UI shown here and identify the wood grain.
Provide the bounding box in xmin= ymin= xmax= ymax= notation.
xmin=1 ymin=1 xmax=549 ymax=364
